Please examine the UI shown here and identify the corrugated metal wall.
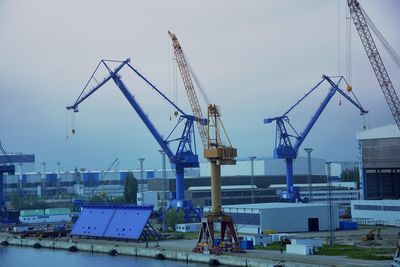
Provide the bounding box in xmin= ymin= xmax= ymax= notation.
xmin=361 ymin=137 xmax=400 ymax=200
xmin=362 ymin=138 xmax=400 ymax=168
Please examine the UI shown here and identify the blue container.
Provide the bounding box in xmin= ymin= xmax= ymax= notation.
xmin=213 ymin=239 xmax=220 ymax=247
xmin=239 ymin=240 xmax=254 ymax=250
xmin=339 ymin=220 xmax=358 ymax=230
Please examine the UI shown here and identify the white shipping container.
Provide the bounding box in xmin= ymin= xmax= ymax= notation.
xmin=286 ymin=244 xmax=313 ymax=255
xmin=19 ymin=214 xmax=71 ymax=224
xmin=291 ymin=239 xmax=323 ymax=248
xmin=175 ymin=223 xmax=200 ymax=233
xmin=13 ymin=226 xmax=29 ymax=233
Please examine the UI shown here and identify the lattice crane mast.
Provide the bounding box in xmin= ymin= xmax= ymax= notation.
xmin=168 ymin=31 xmax=240 ymax=255
xmin=168 ymin=31 xmax=209 ymax=148
xmin=347 ymin=0 xmax=400 ymax=129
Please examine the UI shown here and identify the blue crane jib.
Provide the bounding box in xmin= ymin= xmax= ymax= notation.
xmin=67 ymin=58 xmax=206 ymax=203
xmin=264 ymin=75 xmax=367 ymax=202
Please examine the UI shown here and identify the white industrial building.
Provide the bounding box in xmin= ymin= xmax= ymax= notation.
xmin=356 ymin=124 xmax=400 ymax=200
xmin=351 ymin=200 xmax=400 ymax=226
xmin=204 ymin=203 xmax=339 ymax=234
xmin=270 ymin=182 xmax=359 ymax=208
xmin=199 ymin=156 xmax=326 ymax=177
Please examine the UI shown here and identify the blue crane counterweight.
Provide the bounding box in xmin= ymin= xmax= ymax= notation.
xmin=67 ymin=58 xmax=205 ymax=207
xmin=265 ymin=75 xmax=367 ymax=202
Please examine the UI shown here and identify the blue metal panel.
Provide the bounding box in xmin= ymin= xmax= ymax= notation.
xmin=21 ymin=174 xmax=27 ymax=186
xmin=46 ymin=173 xmax=57 ymax=183
xmin=70 ymin=207 xmax=115 ymax=237
xmin=71 ymin=205 xmax=153 ymax=240
xmin=83 ymin=172 xmax=99 ymax=187
xmin=0 ymin=154 xmax=35 ymax=164
xmin=0 ymin=175 xmax=3 ymax=206
xmin=146 ymin=171 xmax=155 ymax=179
xmin=103 ymin=208 xmax=152 ymax=239
xmin=119 ymin=172 xmax=129 ymax=184
xmin=339 ymin=221 xmax=357 ymax=230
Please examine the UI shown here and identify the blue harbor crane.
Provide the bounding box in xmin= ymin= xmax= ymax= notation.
xmin=264 ymin=75 xmax=367 ymax=202
xmin=67 ymin=58 xmax=206 ymax=221
xmin=0 ymin=142 xmax=15 ymax=223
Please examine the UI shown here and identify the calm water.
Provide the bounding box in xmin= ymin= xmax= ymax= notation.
xmin=0 ymin=245 xmax=206 ymax=267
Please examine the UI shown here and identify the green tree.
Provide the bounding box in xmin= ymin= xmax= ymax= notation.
xmin=109 ymin=196 xmax=126 ymax=204
xmin=87 ymin=194 xmax=108 ymax=204
xmin=123 ymin=172 xmax=138 ymax=204
xmin=165 ymin=209 xmax=177 ymax=230
xmin=10 ymin=191 xmax=21 ymax=209
xmin=340 ymin=167 xmax=360 ymax=188
xmin=177 ymin=209 xmax=185 ymax=224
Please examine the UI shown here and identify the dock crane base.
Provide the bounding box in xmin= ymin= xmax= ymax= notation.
xmin=193 ymin=212 xmax=243 ymax=255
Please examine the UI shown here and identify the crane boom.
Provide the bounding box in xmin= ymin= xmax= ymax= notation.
xmin=348 ymin=0 xmax=400 ymax=129
xmin=168 ymin=31 xmax=209 ymax=147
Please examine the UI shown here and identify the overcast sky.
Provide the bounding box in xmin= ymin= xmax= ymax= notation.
xmin=0 ymin=0 xmax=399 ymax=172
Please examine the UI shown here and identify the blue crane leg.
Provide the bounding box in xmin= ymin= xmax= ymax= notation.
xmin=285 ymin=158 xmax=294 ymax=197
xmin=0 ymin=175 xmax=3 ymax=207
xmin=175 ymin=165 xmax=184 ymax=202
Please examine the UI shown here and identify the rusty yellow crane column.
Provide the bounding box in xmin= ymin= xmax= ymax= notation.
xmin=168 ymin=31 xmax=241 ymax=254
xmin=204 ymin=105 xmax=236 ymax=215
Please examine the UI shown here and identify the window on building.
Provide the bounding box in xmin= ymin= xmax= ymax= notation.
xmin=383 ymin=206 xmax=400 ymax=211
xmin=354 ymin=205 xmax=382 ymax=211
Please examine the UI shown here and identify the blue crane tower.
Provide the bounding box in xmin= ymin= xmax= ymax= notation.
xmin=67 ymin=58 xmax=206 ymax=220
xmin=264 ymin=75 xmax=367 ymax=202
xmin=0 ymin=142 xmax=15 ymax=223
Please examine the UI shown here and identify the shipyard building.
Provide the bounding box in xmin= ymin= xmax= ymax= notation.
xmin=350 ymin=125 xmax=400 ymax=226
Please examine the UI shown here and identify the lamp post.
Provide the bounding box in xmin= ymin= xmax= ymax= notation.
xmin=41 ymin=162 xmax=46 ymax=194
xmin=159 ymin=150 xmax=167 ymax=232
xmin=56 ymin=161 xmax=61 ymax=190
xmin=304 ymin=148 xmax=313 ymax=203
xmin=249 ymin=156 xmax=256 ymax=204
xmin=138 ymin=158 xmax=145 ymax=205
xmin=326 ymin=161 xmax=335 ymax=245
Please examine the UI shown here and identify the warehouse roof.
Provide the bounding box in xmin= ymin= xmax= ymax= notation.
xmin=356 ymin=124 xmax=400 ymax=140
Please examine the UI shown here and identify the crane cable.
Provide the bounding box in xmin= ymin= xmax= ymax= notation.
xmin=186 ymin=58 xmax=213 ymax=106
xmin=346 ymin=4 xmax=352 ymax=86
xmin=361 ymin=6 xmax=400 ymax=70
xmin=346 ymin=3 xmax=371 ymax=130
xmin=338 ymin=0 xmax=342 ymax=76
xmin=168 ymin=39 xmax=172 ymax=120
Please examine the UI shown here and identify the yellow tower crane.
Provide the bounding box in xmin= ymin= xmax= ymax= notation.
xmin=168 ymin=31 xmax=241 ymax=254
